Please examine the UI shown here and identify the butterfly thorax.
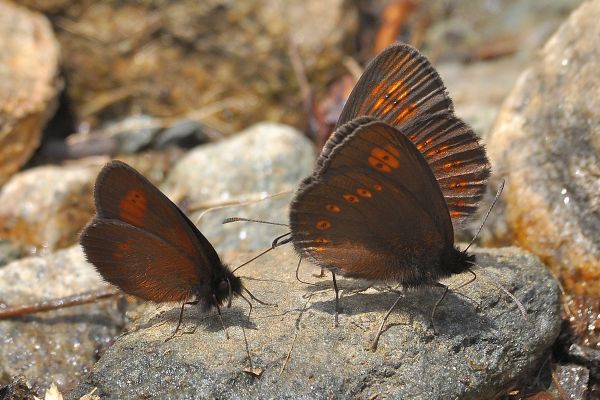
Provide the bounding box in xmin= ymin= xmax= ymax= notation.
xmin=195 ymin=264 xmax=242 ymax=310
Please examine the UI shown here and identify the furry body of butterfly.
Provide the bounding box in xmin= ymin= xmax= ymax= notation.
xmin=80 ymin=160 xmax=243 ymax=310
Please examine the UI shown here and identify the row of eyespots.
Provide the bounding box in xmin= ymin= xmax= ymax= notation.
xmin=314 ymin=183 xmax=383 ymax=232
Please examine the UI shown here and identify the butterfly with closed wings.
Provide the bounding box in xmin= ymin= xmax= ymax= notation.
xmin=80 ymin=160 xmax=257 ymax=338
xmin=289 ymin=43 xmax=491 ymax=349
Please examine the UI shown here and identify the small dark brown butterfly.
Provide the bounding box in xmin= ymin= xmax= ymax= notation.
xmin=289 ymin=43 xmax=491 ymax=348
xmin=80 ymin=160 xmax=244 ymax=333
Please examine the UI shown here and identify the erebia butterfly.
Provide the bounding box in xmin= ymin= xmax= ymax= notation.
xmin=80 ymin=160 xmax=245 ymax=335
xmin=288 ymin=43 xmax=491 ymax=348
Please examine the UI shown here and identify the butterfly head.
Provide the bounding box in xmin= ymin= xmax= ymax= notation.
xmin=441 ymin=246 xmax=476 ymax=275
xmin=210 ymin=266 xmax=243 ymax=309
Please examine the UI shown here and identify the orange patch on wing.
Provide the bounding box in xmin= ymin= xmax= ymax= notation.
xmin=373 ymin=183 xmax=383 ymax=191
xmin=443 ymin=160 xmax=462 ymax=169
xmin=369 ymin=147 xmax=400 ymax=169
xmin=119 ymin=189 xmax=147 ymax=226
xmin=316 ymin=220 xmax=332 ymax=230
xmin=427 ymin=145 xmax=449 ymax=157
xmin=326 ymin=204 xmax=341 ymax=213
xmin=343 ymin=194 xmax=360 ymax=203
xmin=357 ymin=188 xmax=372 ymax=198
xmin=384 ymin=144 xmax=400 ymax=157
xmin=372 ymin=97 xmax=385 ymax=111
xmin=112 ymin=252 xmax=125 ymax=259
xmin=393 ymin=103 xmax=418 ymax=124
xmin=450 ymin=210 xmax=463 ymax=218
xmin=116 ymin=240 xmax=133 ymax=251
xmin=451 ymin=199 xmax=466 ymax=207
xmin=387 ymin=79 xmax=407 ymax=94
xmin=368 ymin=157 xmax=392 ymax=172
xmin=370 ymin=82 xmax=386 ymax=97
xmin=452 ymin=181 xmax=468 ymax=191
xmin=382 ymin=103 xmax=394 ymax=115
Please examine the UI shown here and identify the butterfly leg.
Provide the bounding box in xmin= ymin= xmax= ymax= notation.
xmin=431 ymin=283 xmax=449 ymax=335
xmin=165 ymin=299 xmax=200 ymax=342
xmin=332 ymin=272 xmax=340 ymax=327
xmin=214 ymin=297 xmax=230 ymax=340
xmin=371 ymin=293 xmax=403 ymax=351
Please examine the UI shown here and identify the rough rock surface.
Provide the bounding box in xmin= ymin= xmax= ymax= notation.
xmin=0 ymin=1 xmax=61 ymax=186
xmin=163 ymin=123 xmax=314 ymax=253
xmin=485 ymin=0 xmax=600 ymax=300
xmin=68 ymin=246 xmax=560 ymax=399
xmin=0 ymin=245 xmax=123 ymax=394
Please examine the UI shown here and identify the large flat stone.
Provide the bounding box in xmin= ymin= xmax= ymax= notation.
xmin=68 ymin=245 xmax=560 ymax=399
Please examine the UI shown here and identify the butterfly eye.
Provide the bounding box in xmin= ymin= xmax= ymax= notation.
xmin=218 ymin=280 xmax=229 ymax=291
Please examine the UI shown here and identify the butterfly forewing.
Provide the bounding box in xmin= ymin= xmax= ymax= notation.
xmin=81 ymin=220 xmax=200 ymax=302
xmin=336 ymin=44 xmax=453 ymax=130
xmin=92 ymin=160 xmax=221 ymax=274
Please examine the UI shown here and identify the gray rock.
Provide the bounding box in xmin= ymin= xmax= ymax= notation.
xmin=0 ymin=245 xmax=123 ymax=393
xmin=162 ymin=122 xmax=315 ymax=253
xmin=68 ymin=246 xmax=560 ymax=399
xmin=109 ymin=115 xmax=162 ymax=154
xmin=485 ymin=0 xmax=600 ymax=300
xmin=0 ymin=164 xmax=99 ymax=252
xmin=154 ymin=119 xmax=208 ymax=149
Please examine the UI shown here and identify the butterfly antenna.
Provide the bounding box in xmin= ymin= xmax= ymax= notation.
xmin=193 ymin=190 xmax=292 ymax=224
xmin=231 ymin=232 xmax=291 ymax=274
xmin=222 ymin=217 xmax=289 ymax=227
xmin=464 ymin=179 xmax=505 ymax=253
